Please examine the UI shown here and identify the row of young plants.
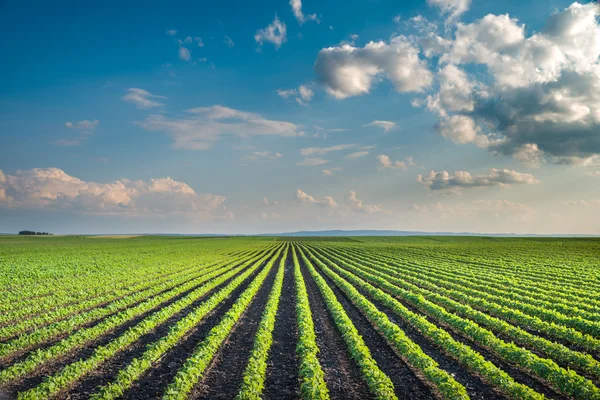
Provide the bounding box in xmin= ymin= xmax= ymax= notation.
xmin=0 ymin=253 xmax=250 ymax=342
xmin=321 ymin=246 xmax=600 ymax=382
xmin=236 ymin=245 xmax=287 ymax=400
xmin=314 ymin=246 xmax=600 ymax=400
xmin=88 ymin=245 xmax=286 ymax=400
xmin=298 ymin=245 xmax=471 ymax=400
xmin=0 ymin=247 xmax=268 ymax=328
xmin=301 ymin=245 xmax=545 ymax=400
xmin=295 ymin=245 xmax=399 ymax=400
xmin=0 ymin=249 xmax=268 ymax=365
xmin=381 ymin=246 xmax=600 ymax=303
xmin=388 ymin=241 xmax=599 ymax=286
xmin=161 ymin=245 xmax=286 ymax=400
xmin=291 ymin=245 xmax=330 ymax=400
xmin=0 ymin=263 xmax=195 ymax=326
xmin=0 ymin=246 xmax=277 ymax=387
xmin=370 ymin=247 xmax=600 ymax=316
xmin=354 ymin=247 xmax=600 ymax=321
xmin=337 ymin=246 xmax=600 ymax=354
xmin=16 ymin=244 xmax=284 ymax=400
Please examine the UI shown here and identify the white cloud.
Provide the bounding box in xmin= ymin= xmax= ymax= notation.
xmin=277 ymin=84 xmax=315 ymax=106
xmin=315 ymin=36 xmax=433 ymax=99
xmin=244 ymin=151 xmax=283 ymax=162
xmin=290 ymin=0 xmax=319 ymax=24
xmin=362 ymin=120 xmax=397 ymax=132
xmin=138 ymin=105 xmax=303 ymax=150
xmin=377 ymin=154 xmax=415 ymax=169
xmin=194 ymin=37 xmax=204 ymax=47
xmin=321 ymin=167 xmax=342 ymax=176
xmin=417 ymin=168 xmax=539 ymax=192
xmin=420 ymin=2 xmax=600 ymax=165
xmin=166 ymin=29 xmax=177 ymax=36
xmin=588 ymin=171 xmax=600 ymax=178
xmin=427 ymin=0 xmax=471 ymax=22
xmin=178 ymin=47 xmax=191 ymax=61
xmin=344 ymin=151 xmax=369 ymax=159
xmin=294 ymin=189 xmax=337 ymax=207
xmin=294 ymin=189 xmax=385 ymax=214
xmin=255 ymin=16 xmax=287 ymax=48
xmin=65 ymin=120 xmax=99 ymax=132
xmin=122 ymin=88 xmax=166 ymax=110
xmin=54 ymin=120 xmax=100 ymax=147
xmin=300 ymin=144 xmax=355 ymax=156
xmin=297 ymin=158 xmax=329 ymax=166
xmin=411 ymin=199 xmax=534 ymax=222
xmin=346 ymin=191 xmax=385 ymax=214
xmin=223 ymin=36 xmax=235 ymax=48
xmin=0 ymin=168 xmax=228 ymax=218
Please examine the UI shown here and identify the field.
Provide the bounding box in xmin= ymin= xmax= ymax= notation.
xmin=0 ymin=236 xmax=599 ymax=400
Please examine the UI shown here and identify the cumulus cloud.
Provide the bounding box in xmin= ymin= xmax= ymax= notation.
xmin=255 ymin=16 xmax=287 ymax=48
xmin=377 ymin=155 xmax=415 ymax=169
xmin=300 ymin=144 xmax=355 ymax=156
xmin=138 ymin=105 xmax=303 ymax=150
xmin=315 ymin=36 xmax=433 ymax=99
xmin=277 ymin=84 xmax=314 ymax=106
xmin=294 ymin=189 xmax=385 ymax=213
xmin=417 ymin=168 xmax=539 ymax=192
xmin=344 ymin=151 xmax=369 ymax=159
xmin=294 ymin=189 xmax=337 ymax=207
xmin=243 ymin=151 xmax=283 ymax=162
xmin=418 ymin=2 xmax=600 ymax=165
xmin=166 ymin=29 xmax=177 ymax=36
xmin=290 ymin=0 xmax=319 ymax=24
xmin=297 ymin=158 xmax=329 ymax=166
xmin=0 ymin=168 xmax=228 ymax=217
xmin=122 ymin=88 xmax=166 ymax=110
xmin=427 ymin=0 xmax=471 ymax=23
xmin=346 ymin=191 xmax=385 ymax=213
xmin=178 ymin=46 xmax=191 ymax=61
xmin=362 ymin=120 xmax=397 ymax=132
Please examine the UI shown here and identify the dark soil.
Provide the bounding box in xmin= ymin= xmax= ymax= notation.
xmin=313 ymin=246 xmax=567 ymax=400
xmin=193 ymin=252 xmax=283 ymax=399
xmin=299 ymin=248 xmax=434 ymax=400
xmin=263 ymin=248 xmax=301 ymax=400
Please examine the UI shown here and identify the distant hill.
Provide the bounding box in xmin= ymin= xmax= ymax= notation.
xmin=264 ymin=230 xmax=599 ymax=237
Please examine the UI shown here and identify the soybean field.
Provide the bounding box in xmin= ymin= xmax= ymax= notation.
xmin=1 ymin=235 xmax=599 ymax=400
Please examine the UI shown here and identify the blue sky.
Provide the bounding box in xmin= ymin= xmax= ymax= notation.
xmin=1 ymin=0 xmax=599 ymax=234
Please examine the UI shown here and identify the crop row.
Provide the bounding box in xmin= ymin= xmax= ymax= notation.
xmin=310 ymin=245 xmax=600 ymax=400
xmin=161 ymin=244 xmax=286 ymax=400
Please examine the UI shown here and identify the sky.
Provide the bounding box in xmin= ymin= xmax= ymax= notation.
xmin=1 ymin=0 xmax=599 ymax=235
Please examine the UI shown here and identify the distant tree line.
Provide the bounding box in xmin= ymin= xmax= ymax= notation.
xmin=18 ymin=231 xmax=53 ymax=236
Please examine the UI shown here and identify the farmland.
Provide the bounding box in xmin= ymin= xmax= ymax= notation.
xmin=0 ymin=236 xmax=599 ymax=399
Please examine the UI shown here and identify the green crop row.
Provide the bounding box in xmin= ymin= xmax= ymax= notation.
xmin=16 ymin=244 xmax=282 ymax=400
xmin=2 ymin=246 xmax=277 ymax=389
xmin=334 ymin=246 xmax=600 ymax=354
xmin=90 ymin=245 xmax=286 ymax=400
xmin=236 ymin=244 xmax=287 ymax=400
xmin=321 ymin=245 xmax=600 ymax=382
xmin=313 ymin=246 xmax=600 ymax=400
xmin=162 ymin=244 xmax=285 ymax=400
xmin=302 ymin=245 xmax=544 ymax=400
xmin=299 ymin=245 xmax=470 ymax=400
xmin=291 ymin=245 xmax=330 ymax=400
